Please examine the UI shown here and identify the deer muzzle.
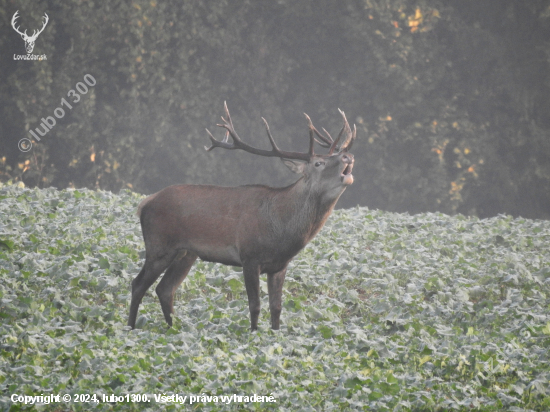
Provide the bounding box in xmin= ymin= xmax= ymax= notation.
xmin=341 ymin=155 xmax=354 ymax=185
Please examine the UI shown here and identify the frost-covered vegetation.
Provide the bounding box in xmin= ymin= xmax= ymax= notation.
xmin=1 ymin=184 xmax=549 ymax=411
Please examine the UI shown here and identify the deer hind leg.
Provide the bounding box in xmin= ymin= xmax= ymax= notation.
xmin=267 ymin=267 xmax=287 ymax=330
xmin=155 ymin=250 xmax=197 ymax=327
xmin=243 ymin=263 xmax=261 ymax=331
xmin=128 ymin=249 xmax=179 ymax=329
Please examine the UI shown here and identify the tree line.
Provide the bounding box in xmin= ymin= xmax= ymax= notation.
xmin=1 ymin=0 xmax=549 ymax=218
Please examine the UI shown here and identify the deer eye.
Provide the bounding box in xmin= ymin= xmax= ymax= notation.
xmin=314 ymin=161 xmax=325 ymax=167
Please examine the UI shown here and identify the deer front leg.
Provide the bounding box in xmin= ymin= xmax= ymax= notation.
xmin=267 ymin=267 xmax=287 ymax=330
xmin=242 ymin=262 xmax=261 ymax=331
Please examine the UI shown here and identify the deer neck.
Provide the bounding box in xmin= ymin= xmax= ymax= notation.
xmin=271 ymin=177 xmax=343 ymax=241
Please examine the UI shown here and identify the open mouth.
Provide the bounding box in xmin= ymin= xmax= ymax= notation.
xmin=341 ymin=163 xmax=354 ymax=185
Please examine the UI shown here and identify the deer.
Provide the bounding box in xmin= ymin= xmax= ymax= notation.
xmin=128 ymin=102 xmax=356 ymax=331
xmin=11 ymin=10 xmax=49 ymax=54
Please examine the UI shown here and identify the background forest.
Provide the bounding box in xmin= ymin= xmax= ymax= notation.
xmin=1 ymin=0 xmax=549 ymax=219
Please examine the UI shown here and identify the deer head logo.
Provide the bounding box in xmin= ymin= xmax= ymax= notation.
xmin=11 ymin=10 xmax=49 ymax=54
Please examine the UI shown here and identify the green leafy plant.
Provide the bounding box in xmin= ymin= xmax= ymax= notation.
xmin=1 ymin=183 xmax=549 ymax=410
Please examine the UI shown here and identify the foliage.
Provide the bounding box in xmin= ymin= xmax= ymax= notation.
xmin=0 ymin=0 xmax=549 ymax=218
xmin=1 ymin=183 xmax=550 ymax=411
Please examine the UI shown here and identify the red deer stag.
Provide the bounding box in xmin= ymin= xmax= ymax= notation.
xmin=128 ymin=103 xmax=356 ymax=330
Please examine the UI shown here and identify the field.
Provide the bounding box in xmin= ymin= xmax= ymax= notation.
xmin=1 ymin=183 xmax=549 ymax=411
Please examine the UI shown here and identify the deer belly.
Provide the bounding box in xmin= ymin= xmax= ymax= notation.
xmin=194 ymin=244 xmax=242 ymax=267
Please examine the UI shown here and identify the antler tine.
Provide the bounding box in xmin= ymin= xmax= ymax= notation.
xmin=31 ymin=13 xmax=49 ymax=39
xmin=218 ymin=101 xmax=240 ymax=142
xmin=342 ymin=124 xmax=357 ymax=152
xmin=328 ymin=109 xmax=352 ymax=155
xmin=307 ymin=123 xmax=315 ymax=157
xmin=337 ymin=108 xmax=356 ymax=152
xmin=321 ymin=128 xmax=333 ymax=143
xmin=303 ymin=113 xmax=333 ymax=148
xmin=303 ymin=114 xmax=316 ymax=156
xmin=261 ymin=117 xmax=282 ymax=153
xmin=222 ymin=130 xmax=230 ymax=144
xmin=11 ymin=10 xmax=27 ymax=36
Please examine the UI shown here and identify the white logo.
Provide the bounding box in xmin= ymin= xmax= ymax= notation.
xmin=11 ymin=10 xmax=49 ymax=54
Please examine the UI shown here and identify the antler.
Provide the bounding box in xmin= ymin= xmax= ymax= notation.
xmin=303 ymin=114 xmax=333 ymax=148
xmin=11 ymin=11 xmax=49 ymax=40
xmin=205 ymin=102 xmax=314 ymax=162
xmin=205 ymin=103 xmax=356 ymax=160
xmin=30 ymin=13 xmax=49 ymax=40
xmin=328 ymin=109 xmax=356 ymax=155
xmin=11 ymin=11 xmax=26 ymax=37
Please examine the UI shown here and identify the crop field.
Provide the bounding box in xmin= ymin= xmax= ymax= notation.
xmin=1 ymin=183 xmax=549 ymax=411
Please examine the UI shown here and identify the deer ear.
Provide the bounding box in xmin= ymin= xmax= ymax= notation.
xmin=281 ymin=158 xmax=306 ymax=174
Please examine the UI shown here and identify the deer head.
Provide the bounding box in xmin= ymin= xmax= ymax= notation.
xmin=11 ymin=11 xmax=49 ymax=54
